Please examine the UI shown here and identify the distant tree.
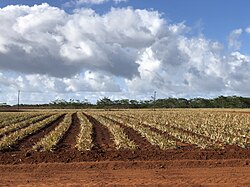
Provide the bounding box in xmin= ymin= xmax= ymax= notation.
xmin=45 ymin=95 xmax=250 ymax=109
xmin=130 ymin=100 xmax=139 ymax=108
xmin=96 ymin=97 xmax=114 ymax=108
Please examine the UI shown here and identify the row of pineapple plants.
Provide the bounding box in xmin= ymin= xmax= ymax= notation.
xmin=75 ymin=112 xmax=93 ymax=151
xmin=0 ymin=113 xmax=63 ymax=151
xmin=136 ymin=115 xmax=219 ymax=149
xmin=0 ymin=113 xmax=26 ymax=125
xmin=0 ymin=113 xmax=53 ymax=137
xmin=106 ymin=115 xmax=176 ymax=150
xmin=0 ymin=113 xmax=42 ymax=129
xmin=33 ymin=113 xmax=73 ymax=151
xmin=135 ymin=111 xmax=249 ymax=148
xmin=112 ymin=110 xmax=249 ymax=148
xmin=118 ymin=112 xmax=219 ymax=149
xmin=93 ymin=115 xmax=137 ymax=150
xmin=0 ymin=112 xmax=37 ymax=123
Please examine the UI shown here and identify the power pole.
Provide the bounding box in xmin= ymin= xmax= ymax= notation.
xmin=151 ymin=91 xmax=157 ymax=111
xmin=17 ymin=90 xmax=20 ymax=111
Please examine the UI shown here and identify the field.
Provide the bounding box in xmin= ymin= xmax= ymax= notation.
xmin=0 ymin=109 xmax=250 ymax=186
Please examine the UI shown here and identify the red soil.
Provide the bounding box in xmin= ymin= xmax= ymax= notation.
xmin=103 ymin=115 xmax=156 ymax=150
xmin=0 ymin=112 xmax=250 ymax=186
xmin=84 ymin=113 xmax=115 ymax=151
xmin=56 ymin=113 xmax=80 ymax=150
xmin=17 ymin=114 xmax=65 ymax=151
xmin=0 ymin=160 xmax=249 ymax=186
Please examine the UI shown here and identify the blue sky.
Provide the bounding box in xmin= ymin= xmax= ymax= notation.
xmin=1 ymin=0 xmax=249 ymax=46
xmin=1 ymin=0 xmax=249 ymax=44
xmin=0 ymin=0 xmax=250 ymax=104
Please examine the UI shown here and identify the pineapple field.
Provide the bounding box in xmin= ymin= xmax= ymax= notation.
xmin=0 ymin=109 xmax=249 ymax=164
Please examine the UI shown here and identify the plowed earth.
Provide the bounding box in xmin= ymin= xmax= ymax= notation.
xmin=0 ymin=112 xmax=250 ymax=186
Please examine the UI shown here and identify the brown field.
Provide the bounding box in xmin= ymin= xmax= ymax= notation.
xmin=0 ymin=109 xmax=249 ymax=186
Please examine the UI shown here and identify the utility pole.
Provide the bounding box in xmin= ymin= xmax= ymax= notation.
xmin=17 ymin=90 xmax=20 ymax=111
xmin=151 ymin=91 xmax=156 ymax=111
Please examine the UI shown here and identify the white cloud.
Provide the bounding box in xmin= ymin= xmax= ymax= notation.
xmin=77 ymin=0 xmax=109 ymax=4
xmin=0 ymin=3 xmax=250 ymax=104
xmin=228 ymin=28 xmax=242 ymax=50
xmin=0 ymin=4 xmax=164 ymax=78
xmin=126 ymin=36 xmax=226 ymax=96
xmin=126 ymin=32 xmax=250 ymax=97
xmin=68 ymin=0 xmax=127 ymax=6
xmin=246 ymin=27 xmax=250 ymax=34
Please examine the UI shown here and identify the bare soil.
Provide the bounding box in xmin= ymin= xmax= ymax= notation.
xmin=17 ymin=114 xmax=65 ymax=151
xmin=103 ymin=115 xmax=156 ymax=150
xmin=56 ymin=113 xmax=80 ymax=150
xmin=0 ymin=160 xmax=249 ymax=186
xmin=0 ymin=112 xmax=250 ymax=186
xmin=84 ymin=113 xmax=115 ymax=151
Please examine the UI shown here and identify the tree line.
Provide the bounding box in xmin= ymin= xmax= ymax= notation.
xmin=7 ymin=95 xmax=250 ymax=109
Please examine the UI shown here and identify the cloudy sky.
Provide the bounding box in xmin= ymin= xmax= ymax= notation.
xmin=0 ymin=0 xmax=250 ymax=104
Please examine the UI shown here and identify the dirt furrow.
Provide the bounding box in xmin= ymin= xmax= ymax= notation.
xmin=0 ymin=115 xmax=53 ymax=139
xmin=165 ymin=123 xmax=217 ymax=142
xmin=83 ymin=113 xmax=115 ymax=151
xmin=0 ymin=114 xmax=41 ymax=129
xmin=123 ymin=114 xmax=218 ymax=143
xmin=17 ymin=114 xmax=65 ymax=151
xmin=57 ymin=113 xmax=80 ymax=150
xmin=102 ymin=115 xmax=156 ymax=150
xmin=141 ymin=123 xmax=196 ymax=149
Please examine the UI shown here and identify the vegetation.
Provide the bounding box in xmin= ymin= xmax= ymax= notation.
xmin=93 ymin=114 xmax=137 ymax=150
xmin=75 ymin=112 xmax=93 ymax=151
xmin=6 ymin=96 xmax=250 ymax=109
xmin=107 ymin=114 xmax=176 ymax=150
xmin=0 ymin=114 xmax=62 ymax=151
xmin=33 ymin=113 xmax=72 ymax=151
xmin=95 ymin=96 xmax=250 ymax=109
xmin=106 ymin=110 xmax=250 ymax=149
xmin=0 ymin=113 xmax=52 ymax=137
xmin=0 ymin=113 xmax=41 ymax=128
xmin=0 ymin=110 xmax=249 ymax=152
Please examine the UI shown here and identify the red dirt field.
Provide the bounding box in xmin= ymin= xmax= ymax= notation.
xmin=1 ymin=146 xmax=250 ymax=186
xmin=0 ymin=159 xmax=250 ymax=186
xmin=0 ymin=111 xmax=250 ymax=186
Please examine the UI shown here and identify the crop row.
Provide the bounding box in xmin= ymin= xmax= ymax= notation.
xmin=125 ymin=115 xmax=219 ymax=149
xmin=75 ymin=112 xmax=93 ymax=151
xmin=93 ymin=115 xmax=136 ymax=150
xmin=33 ymin=113 xmax=72 ymax=151
xmin=0 ymin=114 xmax=63 ymax=151
xmin=132 ymin=111 xmax=249 ymax=148
xmin=0 ymin=113 xmax=53 ymax=137
xmin=1 ymin=110 xmax=249 ymax=151
xmin=90 ymin=109 xmax=249 ymax=149
xmin=106 ymin=115 xmax=176 ymax=150
xmin=0 ymin=113 xmax=42 ymax=129
xmin=0 ymin=112 xmax=36 ymax=124
xmin=0 ymin=113 xmax=24 ymax=124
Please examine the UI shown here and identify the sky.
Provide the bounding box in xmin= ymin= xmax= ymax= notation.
xmin=0 ymin=0 xmax=250 ymax=104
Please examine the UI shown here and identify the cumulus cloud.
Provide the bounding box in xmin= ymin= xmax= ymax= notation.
xmin=0 ymin=72 xmax=120 ymax=93
xmin=0 ymin=3 xmax=250 ymax=104
xmin=65 ymin=0 xmax=127 ymax=7
xmin=0 ymin=4 xmax=165 ymax=79
xmin=246 ymin=27 xmax=250 ymax=34
xmin=228 ymin=28 xmax=242 ymax=50
xmin=126 ymin=32 xmax=250 ymax=97
xmin=76 ymin=0 xmax=127 ymax=5
xmin=0 ymin=71 xmax=121 ymax=104
xmin=126 ymin=36 xmax=226 ymax=96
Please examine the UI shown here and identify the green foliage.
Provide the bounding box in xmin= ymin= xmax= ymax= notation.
xmin=95 ymin=96 xmax=250 ymax=109
xmin=49 ymin=99 xmax=92 ymax=109
xmin=7 ymin=96 xmax=250 ymax=109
